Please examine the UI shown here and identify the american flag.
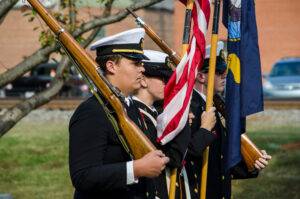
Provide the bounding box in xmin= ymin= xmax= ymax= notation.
xmin=156 ymin=0 xmax=211 ymax=145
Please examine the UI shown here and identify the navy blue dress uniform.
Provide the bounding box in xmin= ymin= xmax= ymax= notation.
xmin=133 ymin=50 xmax=191 ymax=168
xmin=69 ymin=28 xmax=152 ymax=199
xmin=184 ymin=42 xmax=258 ymax=199
xmin=129 ymin=50 xmax=192 ymax=199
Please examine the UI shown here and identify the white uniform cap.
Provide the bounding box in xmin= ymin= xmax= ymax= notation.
xmin=205 ymin=41 xmax=225 ymax=59
xmin=90 ymin=28 xmax=144 ymax=50
xmin=202 ymin=41 xmax=227 ymax=73
xmin=143 ymin=50 xmax=168 ymax=64
xmin=90 ymin=28 xmax=148 ymax=60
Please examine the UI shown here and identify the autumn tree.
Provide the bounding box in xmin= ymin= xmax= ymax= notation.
xmin=0 ymin=0 xmax=163 ymax=137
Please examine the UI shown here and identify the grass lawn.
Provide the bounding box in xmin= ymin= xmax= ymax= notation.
xmin=232 ymin=126 xmax=300 ymax=199
xmin=0 ymin=121 xmax=73 ymax=198
xmin=0 ymin=117 xmax=300 ymax=198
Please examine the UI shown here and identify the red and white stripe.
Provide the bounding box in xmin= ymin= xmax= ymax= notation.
xmin=156 ymin=0 xmax=210 ymax=145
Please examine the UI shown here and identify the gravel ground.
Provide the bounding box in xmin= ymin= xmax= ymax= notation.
xmin=247 ymin=109 xmax=300 ymax=130
xmin=20 ymin=109 xmax=74 ymax=123
xmin=1 ymin=108 xmax=299 ymax=130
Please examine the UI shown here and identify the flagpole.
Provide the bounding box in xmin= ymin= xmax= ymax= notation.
xmin=200 ymin=0 xmax=221 ymax=199
xmin=182 ymin=0 xmax=194 ymax=53
xmin=169 ymin=1 xmax=194 ymax=198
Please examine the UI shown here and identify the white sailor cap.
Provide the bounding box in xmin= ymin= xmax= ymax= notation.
xmin=142 ymin=50 xmax=173 ymax=82
xmin=202 ymin=41 xmax=227 ymax=73
xmin=90 ymin=28 xmax=149 ymax=60
xmin=143 ymin=50 xmax=168 ymax=64
xmin=205 ymin=41 xmax=225 ymax=59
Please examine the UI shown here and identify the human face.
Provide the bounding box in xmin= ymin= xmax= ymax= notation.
xmin=213 ymin=71 xmax=227 ymax=93
xmin=146 ymin=77 xmax=166 ymax=101
xmin=108 ymin=57 xmax=145 ymax=96
xmin=198 ymin=70 xmax=227 ymax=94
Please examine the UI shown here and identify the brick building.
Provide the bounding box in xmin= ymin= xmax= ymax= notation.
xmin=0 ymin=0 xmax=299 ymax=74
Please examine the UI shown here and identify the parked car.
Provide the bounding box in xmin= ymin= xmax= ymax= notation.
xmin=263 ymin=57 xmax=300 ymax=100
xmin=2 ymin=62 xmax=89 ymax=98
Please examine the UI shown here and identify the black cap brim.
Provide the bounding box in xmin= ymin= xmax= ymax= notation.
xmin=201 ymin=56 xmax=227 ymax=73
xmin=143 ymin=63 xmax=173 ymax=83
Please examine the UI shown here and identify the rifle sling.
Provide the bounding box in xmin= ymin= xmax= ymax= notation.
xmin=95 ymin=92 xmax=134 ymax=160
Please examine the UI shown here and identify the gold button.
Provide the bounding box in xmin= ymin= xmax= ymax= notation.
xmin=176 ymin=182 xmax=179 ymax=187
xmin=194 ymin=188 xmax=198 ymax=193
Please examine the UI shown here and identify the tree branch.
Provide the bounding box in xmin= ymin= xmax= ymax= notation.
xmin=0 ymin=44 xmax=60 ymax=87
xmin=0 ymin=0 xmax=118 ymax=136
xmin=0 ymin=0 xmax=18 ymax=23
xmin=68 ymin=0 xmax=76 ymax=32
xmin=0 ymin=56 xmax=70 ymax=137
xmin=81 ymin=0 xmax=115 ymax=48
xmin=73 ymin=0 xmax=163 ymax=37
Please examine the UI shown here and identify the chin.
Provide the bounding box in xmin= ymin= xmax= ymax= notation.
xmin=158 ymin=96 xmax=164 ymax=101
xmin=216 ymin=87 xmax=225 ymax=93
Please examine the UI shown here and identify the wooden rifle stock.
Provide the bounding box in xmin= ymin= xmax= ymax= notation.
xmin=126 ymin=10 xmax=262 ymax=171
xmin=213 ymin=94 xmax=263 ymax=171
xmin=27 ymin=0 xmax=156 ymax=159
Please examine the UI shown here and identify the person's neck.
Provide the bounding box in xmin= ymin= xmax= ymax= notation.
xmin=194 ymin=81 xmax=207 ymax=96
xmin=135 ymin=89 xmax=154 ymax=107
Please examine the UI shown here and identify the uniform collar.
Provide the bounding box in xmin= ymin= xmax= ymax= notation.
xmin=124 ymin=96 xmax=133 ymax=107
xmin=131 ymin=96 xmax=158 ymax=114
xmin=194 ymin=88 xmax=207 ymax=101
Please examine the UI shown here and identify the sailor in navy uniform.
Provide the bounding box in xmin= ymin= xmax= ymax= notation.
xmin=130 ymin=50 xmax=192 ymax=199
xmin=69 ymin=28 xmax=170 ymax=199
xmin=185 ymin=42 xmax=272 ymax=199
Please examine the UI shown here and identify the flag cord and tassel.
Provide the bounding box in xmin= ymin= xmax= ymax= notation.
xmin=200 ymin=0 xmax=221 ymax=199
xmin=169 ymin=1 xmax=194 ymax=199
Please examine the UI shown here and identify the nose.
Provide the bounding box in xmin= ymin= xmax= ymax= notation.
xmin=139 ymin=64 xmax=145 ymax=73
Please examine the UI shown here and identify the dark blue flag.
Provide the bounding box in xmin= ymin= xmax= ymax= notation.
xmin=222 ymin=0 xmax=264 ymax=170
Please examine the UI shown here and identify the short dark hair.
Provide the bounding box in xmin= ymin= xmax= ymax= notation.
xmin=95 ymin=54 xmax=123 ymax=70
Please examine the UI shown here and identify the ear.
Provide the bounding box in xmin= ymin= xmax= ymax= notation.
xmin=105 ymin=60 xmax=118 ymax=74
xmin=140 ymin=77 xmax=148 ymax=88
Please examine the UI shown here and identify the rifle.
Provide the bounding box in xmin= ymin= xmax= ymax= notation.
xmin=128 ymin=10 xmax=262 ymax=171
xmin=27 ymin=0 xmax=156 ymax=159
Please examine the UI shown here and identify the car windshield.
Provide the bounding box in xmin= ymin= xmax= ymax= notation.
xmin=269 ymin=61 xmax=300 ymax=77
xmin=31 ymin=64 xmax=57 ymax=77
xmin=36 ymin=67 xmax=54 ymax=76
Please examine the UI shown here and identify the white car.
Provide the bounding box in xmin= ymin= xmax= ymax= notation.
xmin=263 ymin=57 xmax=300 ymax=100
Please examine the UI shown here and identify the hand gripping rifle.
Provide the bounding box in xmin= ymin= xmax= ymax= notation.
xmin=27 ymin=0 xmax=156 ymax=159
xmin=127 ymin=9 xmax=262 ymax=171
